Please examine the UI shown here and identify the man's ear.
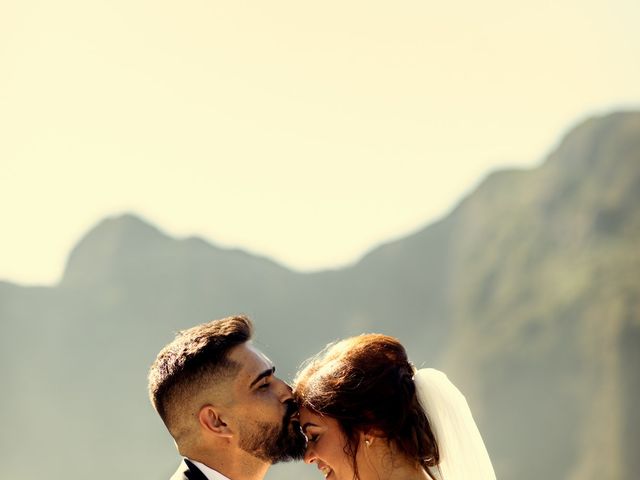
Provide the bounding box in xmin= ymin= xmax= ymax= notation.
xmin=198 ymin=405 xmax=233 ymax=438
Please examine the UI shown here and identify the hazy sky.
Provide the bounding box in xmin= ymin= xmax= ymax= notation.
xmin=2 ymin=0 xmax=639 ymax=285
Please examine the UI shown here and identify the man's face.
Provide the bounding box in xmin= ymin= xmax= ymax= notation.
xmin=225 ymin=342 xmax=306 ymax=463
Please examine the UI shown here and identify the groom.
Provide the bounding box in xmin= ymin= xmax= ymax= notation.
xmin=148 ymin=315 xmax=306 ymax=480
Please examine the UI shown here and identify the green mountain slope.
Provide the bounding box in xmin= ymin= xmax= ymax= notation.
xmin=0 ymin=111 xmax=637 ymax=480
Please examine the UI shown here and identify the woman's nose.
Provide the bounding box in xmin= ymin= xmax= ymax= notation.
xmin=303 ymin=446 xmax=316 ymax=464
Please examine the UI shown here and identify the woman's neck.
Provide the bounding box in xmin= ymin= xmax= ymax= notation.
xmin=384 ymin=462 xmax=430 ymax=480
xmin=359 ymin=441 xmax=430 ymax=480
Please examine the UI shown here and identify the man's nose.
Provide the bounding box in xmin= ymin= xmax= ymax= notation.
xmin=275 ymin=377 xmax=294 ymax=401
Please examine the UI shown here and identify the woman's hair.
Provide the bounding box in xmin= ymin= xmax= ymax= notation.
xmin=294 ymin=334 xmax=439 ymax=479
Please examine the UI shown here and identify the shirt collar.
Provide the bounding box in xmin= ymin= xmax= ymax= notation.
xmin=188 ymin=459 xmax=232 ymax=480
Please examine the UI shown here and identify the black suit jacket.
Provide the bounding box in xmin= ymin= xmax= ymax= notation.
xmin=170 ymin=459 xmax=209 ymax=480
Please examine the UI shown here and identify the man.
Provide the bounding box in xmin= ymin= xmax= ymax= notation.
xmin=148 ymin=315 xmax=306 ymax=480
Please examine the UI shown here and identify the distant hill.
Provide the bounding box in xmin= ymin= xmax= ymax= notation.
xmin=1 ymin=111 xmax=638 ymax=480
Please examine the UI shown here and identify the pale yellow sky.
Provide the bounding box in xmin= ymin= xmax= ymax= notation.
xmin=1 ymin=0 xmax=639 ymax=284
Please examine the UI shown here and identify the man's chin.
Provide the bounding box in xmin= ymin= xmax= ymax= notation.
xmin=240 ymin=418 xmax=306 ymax=464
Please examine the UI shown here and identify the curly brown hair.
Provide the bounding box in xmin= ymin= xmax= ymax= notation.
xmin=294 ymin=334 xmax=440 ymax=480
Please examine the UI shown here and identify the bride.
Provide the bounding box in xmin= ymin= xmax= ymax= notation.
xmin=293 ymin=334 xmax=496 ymax=480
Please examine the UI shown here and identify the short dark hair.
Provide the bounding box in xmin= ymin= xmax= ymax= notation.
xmin=294 ymin=334 xmax=439 ymax=480
xmin=148 ymin=315 xmax=253 ymax=433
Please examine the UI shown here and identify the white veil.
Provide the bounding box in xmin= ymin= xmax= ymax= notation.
xmin=414 ymin=368 xmax=496 ymax=480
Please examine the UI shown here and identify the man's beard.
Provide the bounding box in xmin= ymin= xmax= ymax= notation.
xmin=238 ymin=402 xmax=306 ymax=463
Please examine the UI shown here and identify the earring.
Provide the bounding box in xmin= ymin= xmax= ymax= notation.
xmin=365 ymin=439 xmax=371 ymax=447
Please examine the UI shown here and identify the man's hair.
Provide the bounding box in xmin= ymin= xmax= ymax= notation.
xmin=148 ymin=315 xmax=253 ymax=435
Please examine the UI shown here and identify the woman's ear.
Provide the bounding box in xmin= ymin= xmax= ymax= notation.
xmin=359 ymin=430 xmax=375 ymax=448
xmin=360 ymin=428 xmax=385 ymax=447
xmin=198 ymin=405 xmax=233 ymax=438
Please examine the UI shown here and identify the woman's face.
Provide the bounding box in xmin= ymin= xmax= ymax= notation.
xmin=300 ymin=407 xmax=356 ymax=480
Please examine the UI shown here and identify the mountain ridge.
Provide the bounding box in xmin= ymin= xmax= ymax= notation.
xmin=4 ymin=110 xmax=637 ymax=289
xmin=1 ymin=110 xmax=638 ymax=480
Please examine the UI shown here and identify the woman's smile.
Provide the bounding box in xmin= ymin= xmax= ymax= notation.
xmin=317 ymin=462 xmax=332 ymax=478
xmin=300 ymin=407 xmax=355 ymax=480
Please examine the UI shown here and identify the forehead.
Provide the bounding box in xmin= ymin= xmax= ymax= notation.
xmin=228 ymin=342 xmax=273 ymax=388
xmin=300 ymin=407 xmax=331 ymax=429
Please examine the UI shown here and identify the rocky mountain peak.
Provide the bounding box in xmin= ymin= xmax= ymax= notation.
xmin=60 ymin=213 xmax=171 ymax=286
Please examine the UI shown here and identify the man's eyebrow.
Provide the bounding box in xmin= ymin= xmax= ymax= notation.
xmin=301 ymin=422 xmax=317 ymax=434
xmin=249 ymin=366 xmax=275 ymax=388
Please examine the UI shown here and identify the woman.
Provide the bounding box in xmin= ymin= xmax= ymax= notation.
xmin=293 ymin=334 xmax=496 ymax=480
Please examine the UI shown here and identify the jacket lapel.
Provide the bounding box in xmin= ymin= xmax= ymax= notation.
xmin=170 ymin=459 xmax=209 ymax=480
